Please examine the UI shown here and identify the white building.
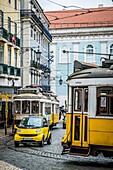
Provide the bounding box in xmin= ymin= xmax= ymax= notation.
xmin=20 ymin=0 xmax=52 ymax=90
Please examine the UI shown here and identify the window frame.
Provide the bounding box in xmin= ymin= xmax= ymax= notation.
xmin=14 ymin=0 xmax=17 ymax=10
xmin=109 ymin=44 xmax=113 ymax=60
xmin=96 ymin=86 xmax=113 ymax=116
xmin=85 ymin=44 xmax=95 ymax=63
xmin=8 ymin=17 xmax=11 ymax=33
xmin=0 ymin=10 xmax=3 ymax=27
xmin=59 ymin=45 xmax=70 ymax=64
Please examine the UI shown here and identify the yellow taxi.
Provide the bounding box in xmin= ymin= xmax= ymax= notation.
xmin=14 ymin=116 xmax=51 ymax=147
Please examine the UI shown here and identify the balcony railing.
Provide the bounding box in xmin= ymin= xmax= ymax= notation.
xmin=0 ymin=27 xmax=20 ymax=47
xmin=41 ymin=64 xmax=50 ymax=73
xmin=20 ymin=10 xmax=52 ymax=42
xmin=30 ymin=60 xmax=47 ymax=70
xmin=0 ymin=63 xmax=21 ymax=76
xmin=0 ymin=27 xmax=7 ymax=40
xmin=42 ymin=85 xmax=50 ymax=91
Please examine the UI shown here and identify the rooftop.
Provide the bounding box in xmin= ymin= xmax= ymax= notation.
xmin=45 ymin=7 xmax=113 ymax=29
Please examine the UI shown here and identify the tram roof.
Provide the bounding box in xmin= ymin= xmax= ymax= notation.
xmin=69 ymin=67 xmax=113 ymax=79
xmin=69 ymin=60 xmax=113 ymax=79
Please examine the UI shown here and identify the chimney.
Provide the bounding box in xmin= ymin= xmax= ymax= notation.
xmin=98 ymin=4 xmax=103 ymax=7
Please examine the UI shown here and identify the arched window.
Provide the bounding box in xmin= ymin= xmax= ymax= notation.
xmin=110 ymin=44 xmax=113 ymax=59
xmin=85 ymin=44 xmax=94 ymax=63
xmin=60 ymin=45 xmax=69 ymax=63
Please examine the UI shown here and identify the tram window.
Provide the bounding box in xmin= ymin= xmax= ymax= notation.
xmin=22 ymin=101 xmax=30 ymax=114
xmin=97 ymin=87 xmax=113 ymax=116
xmin=45 ymin=103 xmax=51 ymax=115
xmin=40 ymin=102 xmax=43 ymax=114
xmin=31 ymin=101 xmax=39 ymax=114
xmin=45 ymin=107 xmax=51 ymax=115
xmin=56 ymin=104 xmax=59 ymax=114
xmin=74 ymin=89 xmax=82 ymax=111
xmin=74 ymin=116 xmax=80 ymax=140
xmin=84 ymin=89 xmax=88 ymax=112
xmin=14 ymin=101 xmax=21 ymax=114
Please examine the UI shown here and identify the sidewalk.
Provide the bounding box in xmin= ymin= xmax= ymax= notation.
xmin=0 ymin=126 xmax=12 ymax=139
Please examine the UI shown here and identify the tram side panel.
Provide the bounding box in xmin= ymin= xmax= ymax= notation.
xmin=88 ymin=86 xmax=113 ymax=149
xmin=89 ymin=118 xmax=113 ymax=147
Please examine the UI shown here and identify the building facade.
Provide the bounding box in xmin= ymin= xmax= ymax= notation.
xmin=0 ymin=0 xmax=21 ymax=95
xmin=20 ymin=0 xmax=52 ymax=90
xmin=0 ymin=0 xmax=52 ymax=127
xmin=45 ymin=7 xmax=113 ymax=108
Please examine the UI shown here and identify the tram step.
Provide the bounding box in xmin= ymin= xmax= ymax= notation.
xmin=61 ymin=148 xmax=69 ymax=155
xmin=69 ymin=146 xmax=89 ymax=156
xmin=69 ymin=151 xmax=88 ymax=156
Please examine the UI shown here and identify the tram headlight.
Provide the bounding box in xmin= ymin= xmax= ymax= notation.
xmin=36 ymin=129 xmax=41 ymax=133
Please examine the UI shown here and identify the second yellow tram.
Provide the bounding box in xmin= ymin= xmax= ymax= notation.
xmin=13 ymin=86 xmax=60 ymax=131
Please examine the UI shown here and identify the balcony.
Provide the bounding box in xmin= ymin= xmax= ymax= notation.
xmin=30 ymin=60 xmax=42 ymax=69
xmin=0 ymin=64 xmax=21 ymax=77
xmin=0 ymin=27 xmax=7 ymax=40
xmin=42 ymin=85 xmax=50 ymax=91
xmin=0 ymin=27 xmax=20 ymax=47
xmin=41 ymin=64 xmax=51 ymax=73
xmin=20 ymin=10 xmax=52 ymax=42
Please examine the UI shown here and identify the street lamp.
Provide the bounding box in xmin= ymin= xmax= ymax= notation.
xmin=59 ymin=76 xmax=63 ymax=85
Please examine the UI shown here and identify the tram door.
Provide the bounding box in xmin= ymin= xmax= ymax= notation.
xmin=72 ymin=88 xmax=88 ymax=148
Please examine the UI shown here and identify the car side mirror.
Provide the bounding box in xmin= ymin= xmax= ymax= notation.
xmin=43 ymin=123 xmax=48 ymax=127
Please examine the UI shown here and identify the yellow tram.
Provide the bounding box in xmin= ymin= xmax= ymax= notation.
xmin=13 ymin=86 xmax=60 ymax=131
xmin=62 ymin=60 xmax=113 ymax=157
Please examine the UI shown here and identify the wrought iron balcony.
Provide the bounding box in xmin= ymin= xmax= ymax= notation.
xmin=41 ymin=64 xmax=51 ymax=73
xmin=42 ymin=85 xmax=50 ymax=91
xmin=0 ymin=27 xmax=20 ymax=47
xmin=30 ymin=60 xmax=43 ymax=69
xmin=0 ymin=27 xmax=7 ymax=40
xmin=20 ymin=10 xmax=52 ymax=42
xmin=0 ymin=63 xmax=21 ymax=76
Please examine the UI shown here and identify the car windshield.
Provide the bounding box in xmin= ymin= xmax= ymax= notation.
xmin=18 ymin=117 xmax=42 ymax=128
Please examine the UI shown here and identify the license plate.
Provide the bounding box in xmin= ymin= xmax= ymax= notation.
xmin=23 ymin=138 xmax=32 ymax=140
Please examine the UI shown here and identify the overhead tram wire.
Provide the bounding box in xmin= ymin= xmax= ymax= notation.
xmin=47 ymin=0 xmax=90 ymax=11
xmin=63 ymin=50 xmax=113 ymax=59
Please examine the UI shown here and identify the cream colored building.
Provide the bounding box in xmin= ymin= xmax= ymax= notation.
xmin=0 ymin=0 xmax=21 ymax=94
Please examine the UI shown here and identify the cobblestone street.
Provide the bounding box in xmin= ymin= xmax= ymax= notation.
xmin=0 ymin=120 xmax=113 ymax=170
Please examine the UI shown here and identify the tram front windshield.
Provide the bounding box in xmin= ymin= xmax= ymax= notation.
xmin=14 ymin=101 xmax=39 ymax=114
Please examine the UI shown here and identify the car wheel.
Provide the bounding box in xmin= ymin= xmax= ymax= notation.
xmin=40 ymin=136 xmax=44 ymax=147
xmin=23 ymin=143 xmax=27 ymax=147
xmin=47 ymin=134 xmax=51 ymax=145
xmin=14 ymin=142 xmax=19 ymax=147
